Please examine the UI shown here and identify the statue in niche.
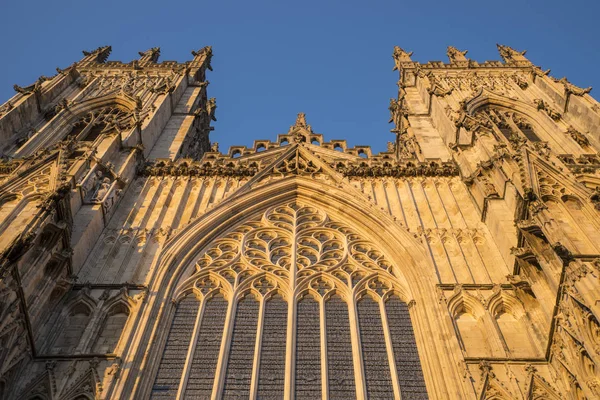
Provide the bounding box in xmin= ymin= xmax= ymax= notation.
xmin=81 ymin=170 xmax=103 ymax=200
xmin=93 ymin=177 xmax=112 ymax=202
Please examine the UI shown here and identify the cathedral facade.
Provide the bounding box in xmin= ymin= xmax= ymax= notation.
xmin=0 ymin=44 xmax=598 ymax=399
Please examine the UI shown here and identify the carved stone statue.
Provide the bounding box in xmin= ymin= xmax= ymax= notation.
xmin=497 ymin=44 xmax=530 ymax=64
xmin=388 ymin=98 xmax=401 ymax=125
xmin=446 ymin=46 xmax=468 ymax=64
xmin=93 ymin=177 xmax=112 ymax=202
xmin=392 ymin=46 xmax=413 ymax=71
xmin=207 ymin=98 xmax=217 ymax=121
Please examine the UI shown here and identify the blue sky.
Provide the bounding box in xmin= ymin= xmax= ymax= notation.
xmin=0 ymin=0 xmax=598 ymax=154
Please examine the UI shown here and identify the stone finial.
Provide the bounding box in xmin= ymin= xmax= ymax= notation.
xmin=289 ymin=112 xmax=313 ymax=136
xmin=191 ymin=45 xmax=213 ymax=71
xmin=295 ymin=112 xmax=308 ymax=129
xmin=496 ymin=44 xmax=530 ymax=65
xmin=138 ymin=47 xmax=161 ymax=65
xmin=446 ymin=46 xmax=468 ymax=63
xmin=206 ymin=98 xmax=217 ymax=121
xmin=81 ymin=46 xmax=112 ymax=64
xmin=392 ymin=46 xmax=414 ymax=71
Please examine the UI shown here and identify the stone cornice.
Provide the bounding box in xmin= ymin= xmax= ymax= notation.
xmin=138 ymin=157 xmax=459 ymax=178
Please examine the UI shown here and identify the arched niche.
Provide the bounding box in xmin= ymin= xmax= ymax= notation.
xmin=92 ymin=303 xmax=130 ymax=354
xmin=51 ymin=302 xmax=92 ymax=355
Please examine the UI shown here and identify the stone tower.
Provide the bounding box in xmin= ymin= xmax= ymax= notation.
xmin=0 ymin=44 xmax=599 ymax=399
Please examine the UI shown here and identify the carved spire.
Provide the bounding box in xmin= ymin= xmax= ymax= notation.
xmin=191 ymin=46 xmax=213 ymax=71
xmin=138 ymin=47 xmax=161 ymax=66
xmin=446 ymin=46 xmax=469 ymax=64
xmin=496 ymin=44 xmax=530 ymax=65
xmin=189 ymin=45 xmax=213 ymax=82
xmin=288 ymin=112 xmax=313 ymax=140
xmin=80 ymin=46 xmax=112 ymax=66
xmin=392 ymin=46 xmax=414 ymax=71
xmin=294 ymin=112 xmax=308 ymax=129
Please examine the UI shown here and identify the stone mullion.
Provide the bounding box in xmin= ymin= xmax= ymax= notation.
xmin=212 ymin=292 xmax=238 ymax=399
xmin=176 ymin=296 xmax=205 ymax=398
xmin=467 ymin=234 xmax=493 ymax=283
xmin=407 ymin=180 xmax=443 ymax=282
xmin=249 ymin=297 xmax=266 ymax=400
xmin=284 ymin=215 xmax=299 ymax=400
xmin=348 ymin=294 xmax=367 ymax=400
xmin=196 ymin=179 xmax=216 ymax=217
xmin=379 ymin=298 xmax=402 ymax=400
xmin=320 ymin=298 xmax=329 ymax=400
xmin=486 ymin=310 xmax=511 ymax=357
xmin=391 ymin=181 xmax=410 ymax=227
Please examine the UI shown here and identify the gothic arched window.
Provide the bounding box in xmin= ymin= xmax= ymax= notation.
xmin=475 ymin=107 xmax=541 ymax=143
xmin=67 ymin=106 xmax=133 ymax=142
xmin=150 ymin=203 xmax=429 ymax=399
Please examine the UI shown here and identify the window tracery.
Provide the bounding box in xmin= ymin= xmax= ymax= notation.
xmin=67 ymin=107 xmax=134 ymax=142
xmin=151 ymin=202 xmax=428 ymax=398
xmin=475 ymin=107 xmax=541 ymax=145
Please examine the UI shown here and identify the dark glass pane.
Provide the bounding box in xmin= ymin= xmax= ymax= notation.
xmin=386 ymin=297 xmax=428 ymax=399
xmin=257 ymin=296 xmax=288 ymax=398
xmin=499 ymin=127 xmax=513 ymax=140
xmin=520 ymin=126 xmax=540 ymax=142
xmin=357 ymin=296 xmax=394 ymax=399
xmin=326 ymin=296 xmax=356 ymax=399
xmin=222 ymin=296 xmax=260 ymax=398
xmin=185 ymin=295 xmax=228 ymax=398
xmin=295 ymin=297 xmax=321 ymax=399
xmin=151 ymin=296 xmax=199 ymax=399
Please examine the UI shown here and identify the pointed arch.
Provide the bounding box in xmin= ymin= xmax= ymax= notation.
xmin=46 ymin=291 xmax=96 ymax=355
xmin=447 ymin=289 xmax=500 ymax=358
xmin=127 ymin=174 xmax=466 ymax=399
xmin=14 ymin=92 xmax=138 ymax=158
xmin=488 ymin=290 xmax=541 ymax=358
xmin=465 ymin=89 xmax=579 ymax=154
xmin=92 ymin=301 xmax=131 ymax=354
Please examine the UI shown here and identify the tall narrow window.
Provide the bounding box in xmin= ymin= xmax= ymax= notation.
xmin=257 ymin=295 xmax=287 ymax=398
xmin=326 ymin=295 xmax=355 ymax=399
xmin=358 ymin=296 xmax=394 ymax=398
xmin=151 ymin=296 xmax=199 ymax=399
xmin=186 ymin=295 xmax=228 ymax=398
xmin=222 ymin=295 xmax=260 ymax=398
xmin=295 ymin=296 xmax=321 ymax=399
xmin=386 ymin=297 xmax=428 ymax=399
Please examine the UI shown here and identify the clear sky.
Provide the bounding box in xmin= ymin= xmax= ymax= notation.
xmin=0 ymin=0 xmax=598 ymax=154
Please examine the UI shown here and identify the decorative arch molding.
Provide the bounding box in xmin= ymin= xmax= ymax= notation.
xmin=464 ymin=88 xmax=565 ymax=145
xmin=122 ymin=175 xmax=470 ymax=399
xmin=14 ymin=92 xmax=138 ymax=158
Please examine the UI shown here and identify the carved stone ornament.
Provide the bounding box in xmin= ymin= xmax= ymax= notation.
xmin=534 ymin=98 xmax=561 ymax=121
xmin=566 ymin=126 xmax=590 ymax=147
xmin=392 ymin=46 xmax=413 ymax=71
xmin=446 ymin=46 xmax=468 ymax=64
xmin=557 ymin=77 xmax=592 ymax=96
